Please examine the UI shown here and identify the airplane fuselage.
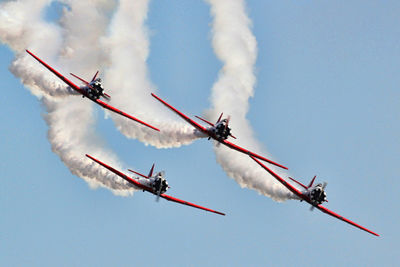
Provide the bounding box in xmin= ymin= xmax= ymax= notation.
xmin=296 ymin=184 xmax=327 ymax=206
xmin=201 ymin=120 xmax=231 ymax=141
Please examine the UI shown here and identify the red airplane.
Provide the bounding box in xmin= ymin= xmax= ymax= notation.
xmin=250 ymin=156 xmax=379 ymax=236
xmin=26 ymin=50 xmax=159 ymax=132
xmin=86 ymin=154 xmax=225 ymax=216
xmin=151 ymin=93 xmax=288 ymax=170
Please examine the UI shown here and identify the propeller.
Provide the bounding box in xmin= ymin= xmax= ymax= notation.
xmin=224 ymin=115 xmax=230 ymax=133
xmin=156 ymin=184 xmax=162 ymax=202
xmin=222 ymin=115 xmax=237 ymax=139
xmin=310 ymin=182 xmax=328 ymax=211
xmin=155 ymin=171 xmax=166 ymax=202
xmin=322 ymin=182 xmax=328 ymax=190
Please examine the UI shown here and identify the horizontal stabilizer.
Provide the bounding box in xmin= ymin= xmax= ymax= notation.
xmin=195 ymin=116 xmax=214 ymax=127
xmin=70 ymin=73 xmax=89 ymax=85
xmin=288 ymin=177 xmax=308 ymax=189
xmin=128 ymin=169 xmax=148 ymax=179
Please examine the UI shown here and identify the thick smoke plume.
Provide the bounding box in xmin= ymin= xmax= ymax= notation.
xmin=1 ymin=0 xmax=295 ymax=201
xmin=0 ymin=0 xmax=134 ymax=195
xmin=206 ymin=0 xmax=294 ymax=201
xmin=101 ymin=0 xmax=200 ymax=148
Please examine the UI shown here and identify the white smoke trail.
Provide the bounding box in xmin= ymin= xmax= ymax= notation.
xmin=101 ymin=0 xmax=200 ymax=148
xmin=0 ymin=0 xmax=71 ymax=98
xmin=0 ymin=0 xmax=134 ymax=195
xmin=206 ymin=0 xmax=294 ymax=201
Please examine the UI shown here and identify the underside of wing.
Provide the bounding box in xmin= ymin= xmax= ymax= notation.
xmin=151 ymin=93 xmax=208 ymax=134
xmin=26 ymin=50 xmax=82 ymax=93
xmin=95 ymin=99 xmax=160 ymax=132
xmin=317 ymin=205 xmax=379 ymax=236
xmin=161 ymin=194 xmax=225 ymax=216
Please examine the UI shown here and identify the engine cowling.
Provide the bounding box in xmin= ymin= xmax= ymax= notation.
xmin=215 ymin=121 xmax=231 ymax=140
xmin=153 ymin=177 xmax=168 ymax=194
xmin=309 ymin=187 xmax=327 ymax=205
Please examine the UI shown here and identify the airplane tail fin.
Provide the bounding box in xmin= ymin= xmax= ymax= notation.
xmin=307 ymin=175 xmax=316 ymax=188
xmin=91 ymin=71 xmax=99 ymax=82
xmin=148 ymin=163 xmax=155 ymax=178
xmin=217 ymin=112 xmax=223 ymax=123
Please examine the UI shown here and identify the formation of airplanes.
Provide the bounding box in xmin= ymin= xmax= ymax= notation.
xmin=25 ymin=49 xmax=379 ymax=237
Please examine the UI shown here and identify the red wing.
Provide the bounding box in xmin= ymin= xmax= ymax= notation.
xmin=225 ymin=142 xmax=288 ymax=170
xmin=160 ymin=194 xmax=225 ymax=216
xmin=317 ymin=205 xmax=379 ymax=236
xmin=151 ymin=93 xmax=287 ymax=169
xmin=250 ymin=156 xmax=302 ymax=197
xmin=251 ymin=156 xmax=379 ymax=237
xmin=151 ymin=93 xmax=208 ymax=134
xmin=86 ymin=154 xmax=145 ymax=190
xmin=95 ymin=99 xmax=160 ymax=132
xmin=26 ymin=50 xmax=83 ymax=94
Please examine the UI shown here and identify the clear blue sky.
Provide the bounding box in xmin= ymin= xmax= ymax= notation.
xmin=1 ymin=1 xmax=399 ymax=266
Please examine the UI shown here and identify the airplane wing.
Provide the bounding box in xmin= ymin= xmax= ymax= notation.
xmin=317 ymin=205 xmax=379 ymax=236
xmin=160 ymin=194 xmax=225 ymax=216
xmin=95 ymin=99 xmax=160 ymax=132
xmin=26 ymin=50 xmax=83 ymax=93
xmin=250 ymin=156 xmax=302 ymax=197
xmin=86 ymin=154 xmax=146 ymax=190
xmin=250 ymin=156 xmax=379 ymax=237
xmin=152 ymin=93 xmax=288 ymax=169
xmin=225 ymin=141 xmax=288 ymax=170
xmin=86 ymin=154 xmax=225 ymax=216
xmin=151 ymin=93 xmax=209 ymax=134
